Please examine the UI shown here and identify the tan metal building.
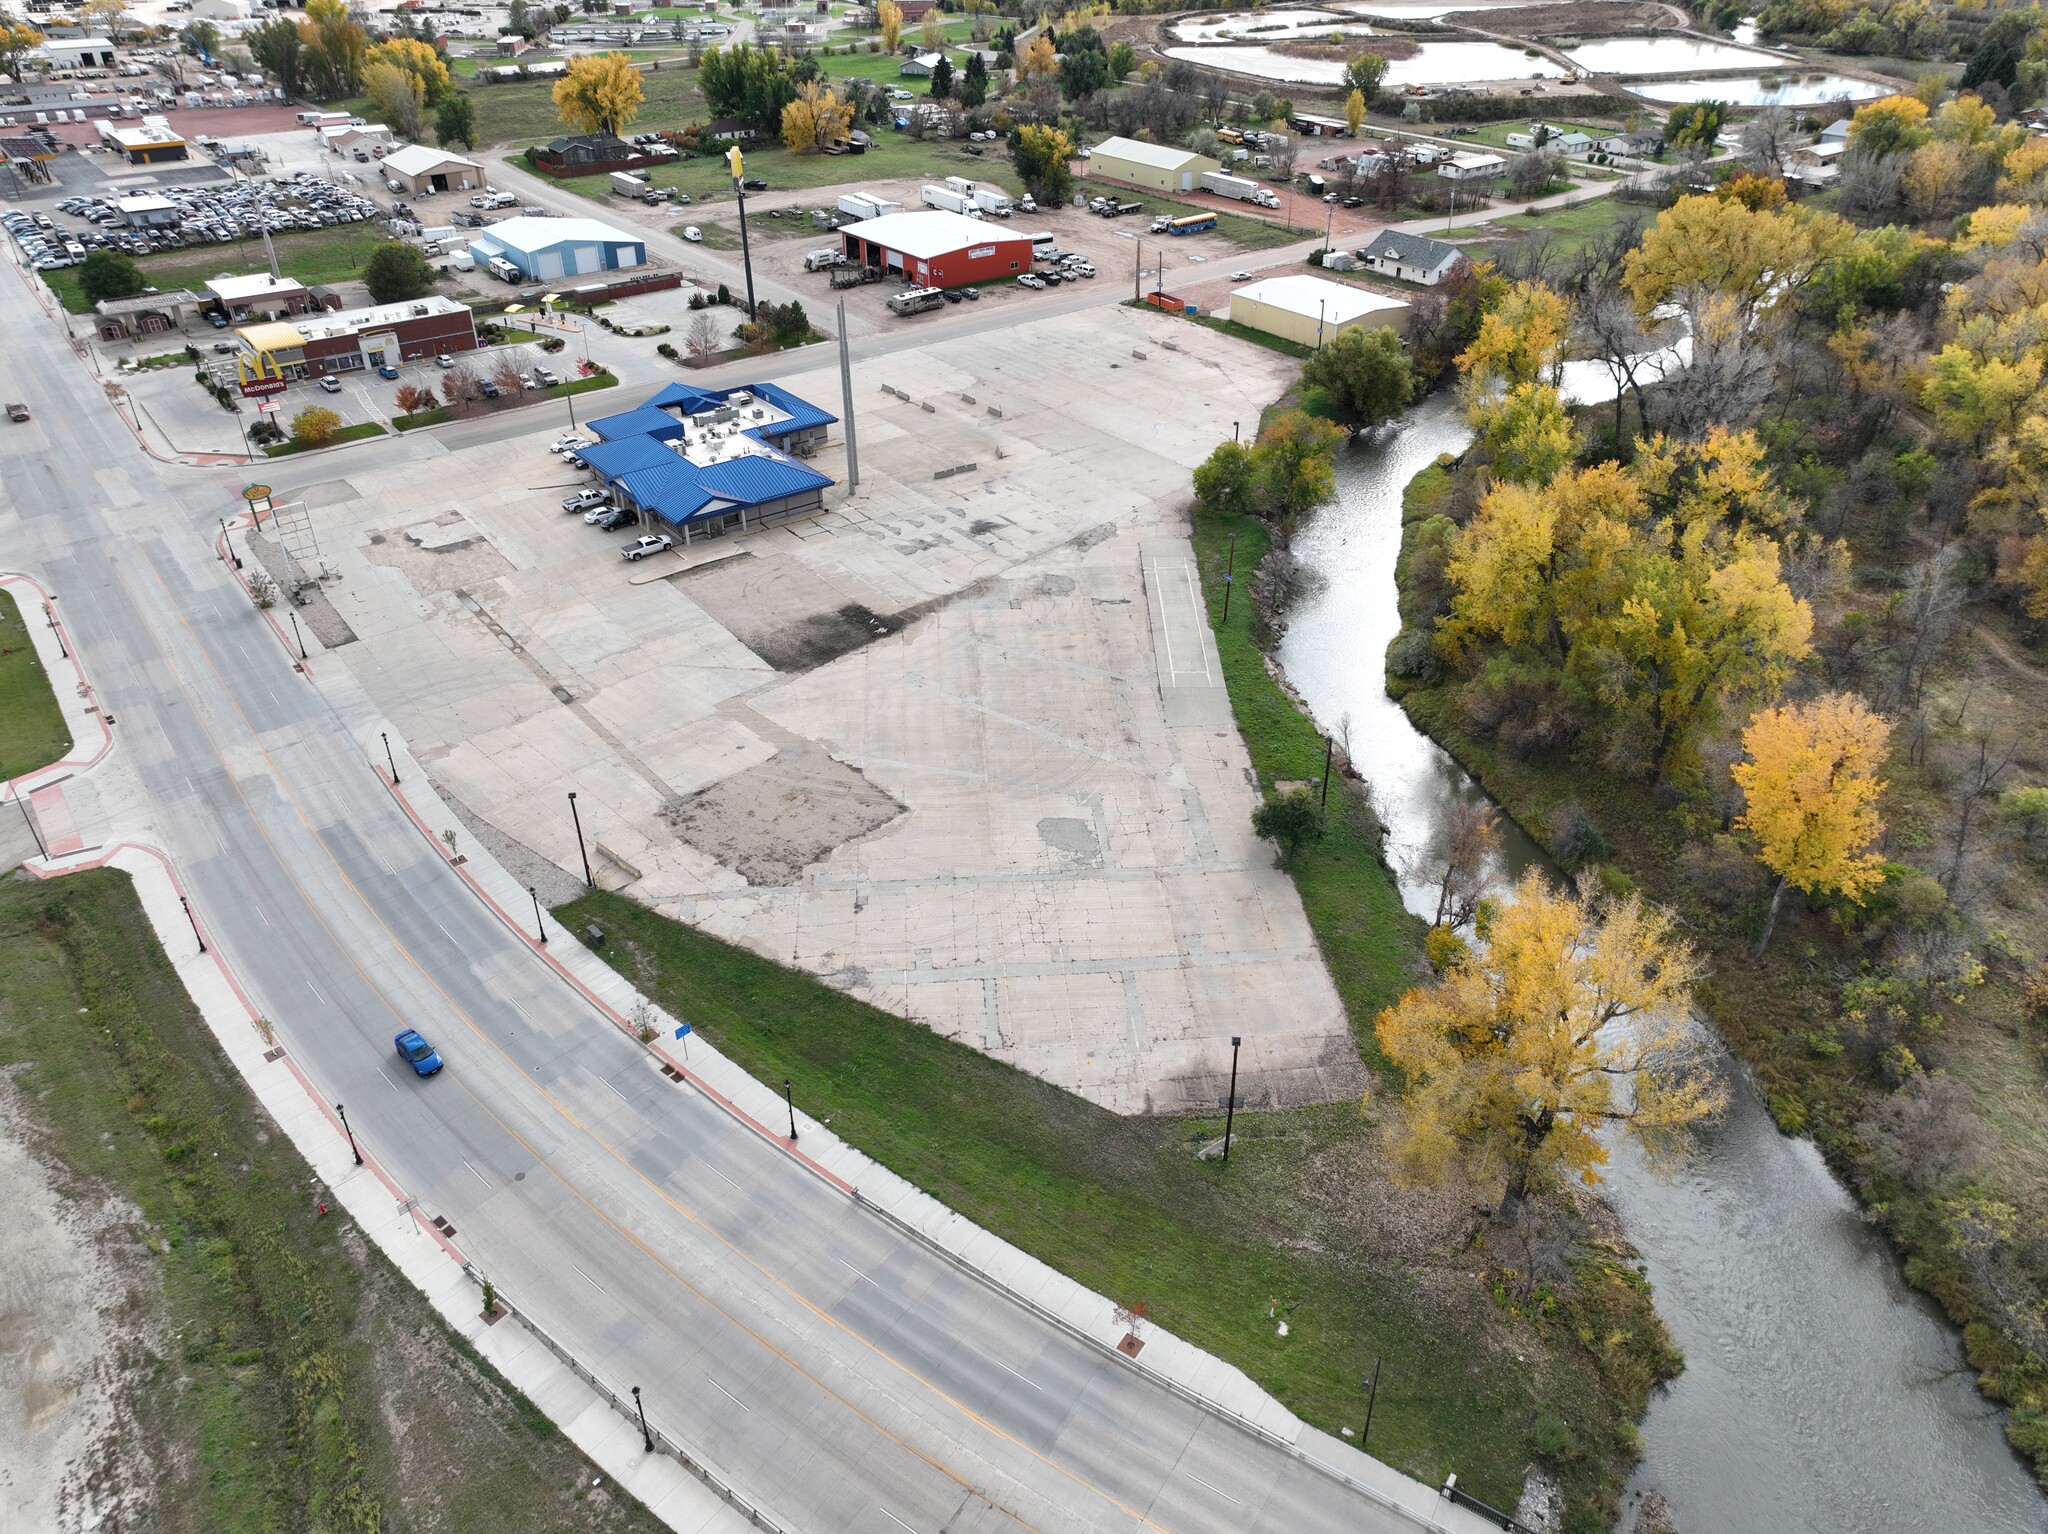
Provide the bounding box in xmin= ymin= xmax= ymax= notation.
xmin=1087 ymin=136 xmax=1221 ymax=194
xmin=1227 ymin=274 xmax=1409 ymax=348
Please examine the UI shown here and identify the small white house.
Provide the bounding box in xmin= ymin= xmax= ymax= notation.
xmin=1356 ymin=228 xmax=1466 ymax=286
xmin=1438 ymin=150 xmax=1505 ymax=183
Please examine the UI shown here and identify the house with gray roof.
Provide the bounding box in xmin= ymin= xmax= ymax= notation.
xmin=1355 ymin=229 xmax=1466 ymax=287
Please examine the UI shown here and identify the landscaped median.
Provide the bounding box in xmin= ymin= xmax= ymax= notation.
xmin=392 ymin=370 xmax=619 ymax=431
xmin=261 ymin=420 xmax=389 ymax=456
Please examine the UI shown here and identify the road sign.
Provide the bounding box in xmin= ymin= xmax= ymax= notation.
xmin=239 ymin=377 xmax=288 ymax=398
xmin=242 ymin=483 xmax=272 ymax=501
xmin=674 ymin=1022 xmax=692 ymax=1040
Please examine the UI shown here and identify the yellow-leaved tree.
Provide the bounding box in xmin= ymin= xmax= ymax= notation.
xmin=1732 ymin=693 xmax=1891 ymax=954
xmin=877 ymin=0 xmax=903 ymax=52
xmin=1375 ymin=869 xmax=1725 ymax=1221
xmin=366 ymin=36 xmax=450 ymax=104
xmin=1343 ymin=87 xmax=1365 ymax=138
xmin=781 ymin=79 xmax=854 ymax=153
xmin=553 ymin=51 xmax=645 ymax=138
xmin=1622 ymin=192 xmax=1852 ymax=337
xmin=1017 ymin=32 xmax=1059 ymax=80
xmin=363 ymin=60 xmax=426 ymax=141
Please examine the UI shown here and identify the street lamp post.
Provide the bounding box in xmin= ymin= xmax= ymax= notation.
xmin=46 ymin=601 xmax=65 ymax=659
xmin=783 ymin=1078 xmax=798 ymax=1141
xmin=632 ymin=1385 xmax=654 ymax=1452
xmin=381 ymin=731 xmax=400 ymax=785
xmin=1221 ymin=1035 xmax=1241 ymax=1164
xmin=1361 ymin=1355 xmax=1383 ymax=1445
xmin=219 ymin=516 xmax=242 ymax=568
xmin=529 ymin=885 xmax=548 ymax=945
xmin=1320 ymin=733 xmax=1334 ymax=812
xmin=1221 ymin=532 xmax=1236 ymax=624
xmin=336 ymin=1101 xmax=363 ymax=1166
xmin=289 ymin=610 xmax=307 ymax=660
xmin=181 ymin=895 xmax=206 ymax=953
xmin=568 ymin=791 xmax=593 ymax=889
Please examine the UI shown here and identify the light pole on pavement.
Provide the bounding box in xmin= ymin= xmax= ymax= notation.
xmin=336 ymin=1102 xmax=363 ymax=1166
xmin=181 ymin=895 xmax=206 ymax=953
xmin=568 ymin=791 xmax=593 ymax=889
xmin=1221 ymin=1035 xmax=1242 ymax=1164
xmin=382 ymin=731 xmax=400 ymax=785
xmin=289 ymin=610 xmax=307 ymax=660
xmin=529 ymin=885 xmax=548 ymax=945
xmin=632 ymin=1385 xmax=653 ymax=1452
xmin=784 ymin=1078 xmax=798 ymax=1141
xmin=726 ymin=145 xmax=758 ymax=320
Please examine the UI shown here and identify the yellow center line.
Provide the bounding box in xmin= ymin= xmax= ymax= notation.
xmin=130 ymin=546 xmax=1188 ymax=1534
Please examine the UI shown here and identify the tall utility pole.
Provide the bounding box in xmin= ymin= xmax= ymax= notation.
xmin=726 ymin=146 xmax=758 ymax=320
xmin=835 ymin=298 xmax=859 ymax=492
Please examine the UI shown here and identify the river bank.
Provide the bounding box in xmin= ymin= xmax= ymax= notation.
xmin=1346 ymin=400 xmax=2048 ymax=1530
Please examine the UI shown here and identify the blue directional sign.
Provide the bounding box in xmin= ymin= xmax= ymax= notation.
xmin=674 ymin=1022 xmax=693 ymax=1040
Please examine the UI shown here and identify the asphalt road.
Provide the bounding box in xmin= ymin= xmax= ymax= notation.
xmin=1 ymin=255 xmax=1459 ymax=1534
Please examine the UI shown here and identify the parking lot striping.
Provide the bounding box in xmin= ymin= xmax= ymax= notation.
xmin=305 ymin=979 xmax=325 ymax=1005
xmin=879 ymin=1510 xmax=920 ymax=1534
xmin=994 ymin=1359 xmax=1043 ymax=1393
xmin=1183 ymin=1472 xmax=1238 ymax=1505
xmin=571 ymin=1262 xmax=607 ymax=1295
xmin=707 ymin=1378 xmax=751 ymax=1412
xmin=835 ymin=1256 xmax=878 ymax=1286
xmin=463 ymin=1159 xmax=491 ymax=1189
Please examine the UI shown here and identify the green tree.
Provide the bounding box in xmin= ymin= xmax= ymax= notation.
xmin=435 ymin=91 xmax=476 ymax=149
xmin=960 ymin=50 xmax=987 ymax=108
xmin=1192 ymin=439 xmax=1260 ymax=520
xmin=1343 ymin=50 xmax=1388 ymax=98
xmin=1010 ymin=122 xmax=1075 ymax=205
xmin=929 ymin=53 xmax=953 ymax=99
xmin=1254 ymin=410 xmax=1344 ymax=526
xmin=77 ymin=249 xmax=144 ymax=304
xmin=1663 ymin=99 xmax=1728 ymax=151
xmin=182 ymin=18 xmax=222 ymax=58
xmin=1107 ymin=41 xmax=1134 ymax=79
xmin=245 ymin=16 xmax=307 ymax=97
xmin=1060 ymin=47 xmax=1109 ymax=99
xmin=290 ymin=407 xmax=341 ymax=446
xmin=1301 ymin=325 xmax=1412 ymax=437
xmin=1253 ymin=790 xmax=1325 ymax=863
xmin=698 ymin=42 xmax=798 ymax=130
xmin=362 ymin=241 xmax=435 ymax=303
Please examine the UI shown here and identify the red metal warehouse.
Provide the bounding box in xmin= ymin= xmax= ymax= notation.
xmin=837 ymin=209 xmax=1034 ymax=289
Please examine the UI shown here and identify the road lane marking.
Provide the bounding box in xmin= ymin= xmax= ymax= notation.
xmin=836 ymin=1256 xmax=877 ymax=1286
xmin=1183 ymin=1472 xmax=1238 ymax=1505
xmin=571 ymin=1262 xmax=607 ymax=1295
xmin=305 ymin=979 xmax=325 ymax=1005
xmin=703 ymin=1163 xmax=740 ymax=1191
xmin=435 ymin=919 xmax=452 ymax=942
xmin=707 ymin=1378 xmax=750 ymax=1412
xmin=131 ymin=549 xmax=1169 ymax=1534
xmin=879 ymin=1511 xmax=919 ymax=1534
xmin=257 ymin=906 xmax=270 ymax=926
xmin=600 ymin=1077 xmax=629 ymax=1104
xmin=994 ymin=1359 xmax=1042 ymax=1392
xmin=463 ymin=1159 xmax=490 ymax=1188
xmin=377 ymin=1067 xmax=398 ymax=1091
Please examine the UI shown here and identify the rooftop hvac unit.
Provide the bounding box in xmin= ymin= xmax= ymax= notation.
xmin=750 ymin=408 xmax=764 ymax=420
xmin=410 ymin=303 xmax=428 ymax=315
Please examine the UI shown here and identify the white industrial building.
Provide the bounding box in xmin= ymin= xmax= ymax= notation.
xmin=466 ymin=215 xmax=648 ymax=280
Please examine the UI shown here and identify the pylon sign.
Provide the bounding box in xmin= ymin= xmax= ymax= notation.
xmin=237 ymin=350 xmax=288 ymax=398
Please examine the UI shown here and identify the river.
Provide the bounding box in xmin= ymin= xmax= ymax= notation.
xmin=1274 ymin=392 xmax=2048 ymax=1534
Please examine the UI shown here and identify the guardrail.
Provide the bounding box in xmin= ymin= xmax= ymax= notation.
xmin=461 ymin=1263 xmax=788 ymax=1533
xmin=849 ymin=1191 xmax=1497 ymax=1534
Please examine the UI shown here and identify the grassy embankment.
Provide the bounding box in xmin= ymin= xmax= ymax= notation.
xmin=1384 ymin=458 xmax=2048 ymax=1485
xmin=553 ymin=464 xmax=1677 ymax=1523
xmin=0 ymin=587 xmax=68 ymax=778
xmin=0 ymin=867 xmax=668 ymax=1534
xmin=43 ymin=223 xmax=394 ymax=315
xmin=1451 ymin=198 xmax=1643 ymax=262
xmin=467 ymin=66 xmax=706 ymax=147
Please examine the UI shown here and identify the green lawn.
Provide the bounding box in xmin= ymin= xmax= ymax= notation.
xmin=44 ymin=223 xmax=398 ymax=315
xmin=1454 ymin=195 xmax=1641 ymax=260
xmin=0 ymin=586 xmax=68 ymax=779
xmin=0 ymin=867 xmax=668 ymax=1533
xmin=555 ymin=133 xmax=1017 ymax=202
xmin=393 ymin=370 xmax=618 ymax=431
xmin=264 ymin=420 xmax=388 ymax=455
xmin=469 ymin=64 xmax=706 ymax=148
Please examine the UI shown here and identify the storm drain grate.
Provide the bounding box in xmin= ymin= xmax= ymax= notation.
xmin=431 ymin=1214 xmax=457 ymax=1237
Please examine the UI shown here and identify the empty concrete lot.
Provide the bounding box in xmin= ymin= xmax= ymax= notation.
xmin=279 ymin=304 xmax=1358 ymax=1114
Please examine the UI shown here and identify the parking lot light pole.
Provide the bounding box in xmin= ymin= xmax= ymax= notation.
xmin=727 ymin=145 xmax=758 ymax=321
xmin=529 ymin=885 xmax=548 ymax=945
xmin=336 ymin=1102 xmax=363 ymax=1166
xmin=568 ymin=791 xmax=593 ymax=889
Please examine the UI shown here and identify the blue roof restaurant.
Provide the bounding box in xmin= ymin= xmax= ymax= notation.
xmin=579 ymin=382 xmax=837 ymax=545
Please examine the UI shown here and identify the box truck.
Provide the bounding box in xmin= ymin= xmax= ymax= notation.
xmin=610 ymin=170 xmax=648 ymax=197
xmin=1199 ymin=170 xmax=1280 ymax=208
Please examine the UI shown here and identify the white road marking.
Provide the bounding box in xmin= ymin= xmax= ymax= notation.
xmin=1184 ymin=1472 xmax=1239 ymax=1505
xmin=509 ymin=999 xmax=530 ymax=1020
xmin=257 ymin=906 xmax=270 ymax=927
xmin=600 ymin=1077 xmax=629 ymax=1104
xmin=462 ymin=1159 xmax=490 ymax=1188
xmin=305 ymin=980 xmax=325 ymax=1005
xmin=835 ymin=1256 xmax=877 ymax=1286
xmin=994 ymin=1358 xmax=1042 ymax=1392
xmin=435 ymin=919 xmax=452 ymax=942
xmin=703 ymin=1163 xmax=741 ymax=1192
xmin=878 ymin=1511 xmax=919 ymax=1534
xmin=571 ymin=1262 xmax=606 ymax=1295
xmin=706 ymin=1378 xmax=750 ymax=1412
xmin=376 ymin=1067 xmax=397 ymax=1091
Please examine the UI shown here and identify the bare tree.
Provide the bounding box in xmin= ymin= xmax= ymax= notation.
xmin=1740 ymin=106 xmax=1792 ymax=175
xmin=1654 ymin=287 xmax=1782 ymax=440
xmin=1427 ymin=800 xmax=1501 ymax=930
xmin=1946 ymin=730 xmax=2021 ymax=894
xmin=491 ymin=356 xmax=525 ymax=398
xmin=686 ymin=310 xmax=722 ymax=365
xmin=1577 ymin=283 xmax=1663 ymax=442
xmin=1857 ymin=1072 xmax=1987 ymax=1191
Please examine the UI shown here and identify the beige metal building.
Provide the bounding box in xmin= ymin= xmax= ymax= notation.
xmin=1227 ymin=274 xmax=1409 ymax=348
xmin=1087 ymin=136 xmax=1221 ymax=194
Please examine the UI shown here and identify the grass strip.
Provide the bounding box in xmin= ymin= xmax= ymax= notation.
xmin=0 ymin=867 xmax=668 ymax=1533
xmin=263 ymin=421 xmax=388 ymax=455
xmin=0 ymin=586 xmax=68 ymax=779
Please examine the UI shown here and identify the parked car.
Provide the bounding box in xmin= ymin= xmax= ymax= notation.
xmin=318 ymin=376 xmax=343 ymax=393
xmin=619 ymin=533 xmax=674 ymax=561
xmin=479 ymin=379 xmax=500 ymax=399
xmin=437 ymin=354 xmax=454 ymax=368
xmin=394 ymin=1028 xmax=443 ymax=1076
xmin=960 ymin=287 xmax=979 ymax=300
xmin=682 ymin=226 xmax=702 ymax=242
xmin=551 ymin=434 xmax=588 ymax=454
xmin=376 ymin=363 xmax=399 ymax=379
xmin=561 ymin=450 xmax=586 ymax=469
xmin=563 ymin=488 xmax=609 ymax=512
xmin=583 ymin=501 xmax=619 ymax=524
xmin=593 ymin=507 xmax=634 ymax=531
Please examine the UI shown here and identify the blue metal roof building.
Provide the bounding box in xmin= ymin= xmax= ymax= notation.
xmin=579 ymin=381 xmax=837 ymax=544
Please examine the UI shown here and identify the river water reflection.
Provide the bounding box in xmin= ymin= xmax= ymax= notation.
xmin=1274 ymin=395 xmax=2048 ymax=1533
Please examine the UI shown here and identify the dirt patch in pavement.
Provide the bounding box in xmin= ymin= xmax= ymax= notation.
xmin=246 ymin=528 xmax=359 ymax=648
xmin=361 ymin=512 xmax=517 ymax=595
xmin=661 ymin=739 xmax=903 ymax=885
xmin=671 ymin=552 xmax=898 ymax=672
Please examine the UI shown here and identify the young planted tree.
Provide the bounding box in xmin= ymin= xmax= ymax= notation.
xmin=686 ymin=310 xmax=723 ymax=365
xmin=553 ymin=50 xmax=645 ymax=137
xmin=1732 ymin=693 xmax=1891 ymax=954
xmin=1252 ymin=790 xmax=1324 ymax=864
xmin=1376 ymin=868 xmax=1724 ymax=1221
xmin=394 ymin=383 xmax=437 ymax=415
xmin=362 ymin=241 xmax=434 ymax=303
xmin=289 ymin=407 xmax=341 ymax=446
xmin=1343 ymin=87 xmax=1365 ymax=138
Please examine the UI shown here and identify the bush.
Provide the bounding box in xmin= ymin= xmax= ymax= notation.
xmin=362 ymin=241 xmax=435 ymax=304
xmin=1677 ymin=835 xmax=1770 ymax=914
xmin=1424 ymin=923 xmax=1469 ymax=974
xmin=539 ymin=336 xmax=566 ymax=352
xmin=1462 ymin=660 xmax=1585 ymax=759
xmin=1532 ymin=1411 xmax=1579 ymax=1462
xmin=289 ymin=406 xmax=341 ymax=447
xmin=1387 ymin=625 xmax=1441 ymax=684
xmin=716 ymin=282 xmax=732 ymax=304
xmin=657 ymin=341 xmax=677 ymax=359
xmin=1251 ymin=789 xmax=1324 ymax=863
xmin=1548 ymin=800 xmax=1607 ymax=868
